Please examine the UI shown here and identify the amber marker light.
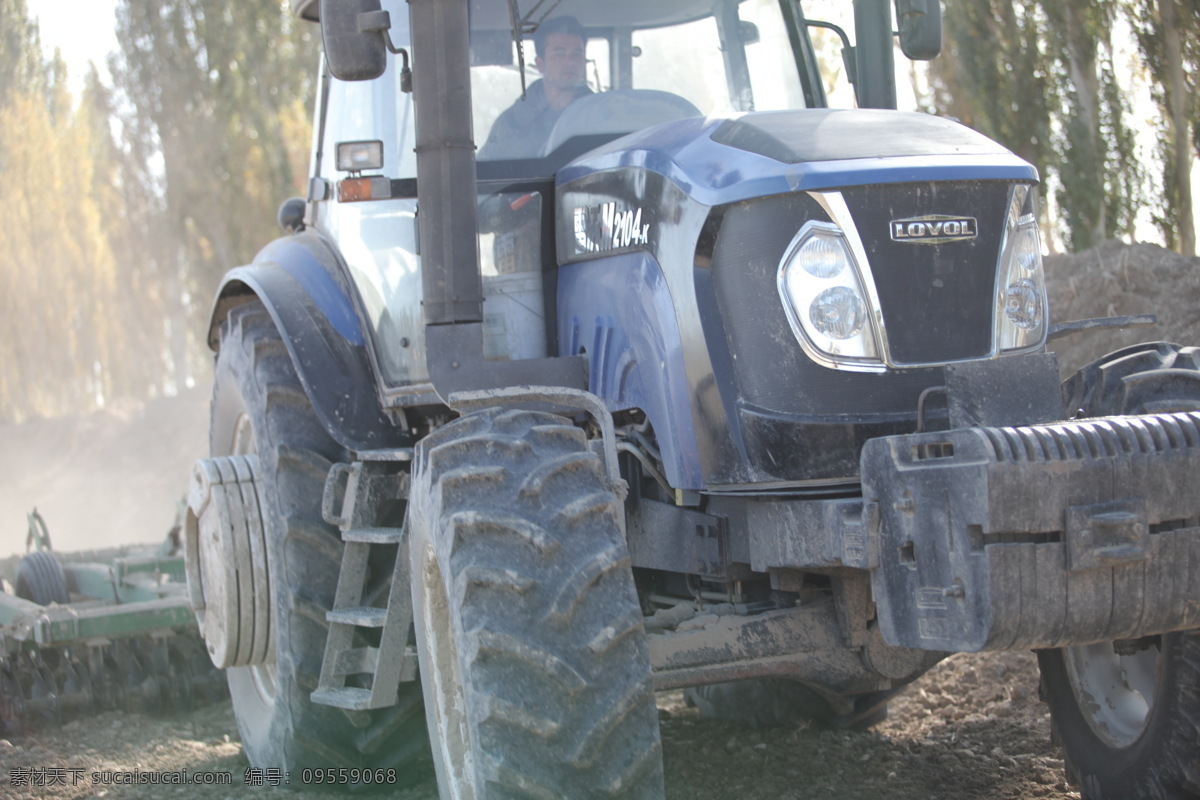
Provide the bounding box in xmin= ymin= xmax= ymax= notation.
xmin=337 ymin=176 xmax=391 ymax=203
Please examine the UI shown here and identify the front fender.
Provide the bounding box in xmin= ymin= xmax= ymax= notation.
xmin=207 ymin=231 xmax=409 ymax=453
xmin=558 ymin=251 xmax=703 ymax=489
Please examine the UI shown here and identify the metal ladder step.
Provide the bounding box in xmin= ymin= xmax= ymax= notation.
xmin=312 ymin=459 xmax=416 ymax=713
xmin=327 ymin=606 xmax=388 ymax=628
xmin=342 ymin=527 xmax=405 ymax=545
xmin=310 ymin=687 xmax=378 ymax=711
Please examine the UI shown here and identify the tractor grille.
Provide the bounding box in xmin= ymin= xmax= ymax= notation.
xmin=840 ymin=181 xmax=1012 ymax=364
xmin=702 ymin=181 xmax=1019 ymax=484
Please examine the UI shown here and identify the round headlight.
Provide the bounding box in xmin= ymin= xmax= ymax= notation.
xmin=1004 ymin=278 xmax=1042 ymax=330
xmin=810 ymin=286 xmax=866 ymax=340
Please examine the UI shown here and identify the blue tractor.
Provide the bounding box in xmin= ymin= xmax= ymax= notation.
xmin=183 ymin=0 xmax=1200 ymax=797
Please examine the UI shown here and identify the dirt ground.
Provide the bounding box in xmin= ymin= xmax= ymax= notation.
xmin=0 ymin=650 xmax=1069 ymax=800
xmin=1 ymin=240 xmax=1197 ymax=799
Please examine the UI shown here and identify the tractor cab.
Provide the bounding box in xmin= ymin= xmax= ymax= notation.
xmin=299 ymin=0 xmax=940 ymax=400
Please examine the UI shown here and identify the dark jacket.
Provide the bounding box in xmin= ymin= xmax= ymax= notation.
xmin=478 ymin=79 xmax=591 ymax=160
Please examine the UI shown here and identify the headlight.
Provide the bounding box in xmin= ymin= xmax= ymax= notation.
xmin=996 ymin=188 xmax=1047 ymax=352
xmin=777 ymin=222 xmax=881 ymax=367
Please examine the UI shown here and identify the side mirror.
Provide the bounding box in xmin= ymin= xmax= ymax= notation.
xmin=320 ymin=0 xmax=389 ymax=81
xmin=894 ymin=0 xmax=942 ymax=61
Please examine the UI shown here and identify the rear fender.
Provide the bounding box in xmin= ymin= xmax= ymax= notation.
xmin=206 ymin=231 xmax=410 ymax=452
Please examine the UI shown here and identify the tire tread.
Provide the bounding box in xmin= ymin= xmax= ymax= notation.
xmin=412 ymin=407 xmax=663 ymax=798
xmin=212 ymin=301 xmax=427 ymax=781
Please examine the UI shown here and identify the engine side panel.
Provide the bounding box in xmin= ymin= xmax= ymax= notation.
xmin=557 ymin=252 xmax=703 ymax=489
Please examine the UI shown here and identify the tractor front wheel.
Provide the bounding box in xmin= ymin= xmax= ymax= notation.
xmin=408 ymin=406 xmax=664 ymax=798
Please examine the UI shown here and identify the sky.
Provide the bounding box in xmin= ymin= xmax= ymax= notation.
xmin=25 ymin=0 xmax=120 ymax=95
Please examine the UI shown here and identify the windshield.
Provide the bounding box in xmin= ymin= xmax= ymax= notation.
xmin=471 ymin=0 xmax=807 ymax=168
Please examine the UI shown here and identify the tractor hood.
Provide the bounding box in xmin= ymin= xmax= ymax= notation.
xmin=554 ymin=108 xmax=1048 ymax=490
xmin=557 ymin=108 xmax=1038 ymax=206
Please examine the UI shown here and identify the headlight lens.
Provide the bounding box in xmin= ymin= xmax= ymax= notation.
xmin=797 ymin=234 xmax=847 ymax=279
xmin=778 ymin=222 xmax=880 ymax=366
xmin=1003 ymin=278 xmax=1042 ymax=329
xmin=996 ymin=210 xmax=1047 ymax=351
xmin=810 ymin=286 xmax=866 ymax=339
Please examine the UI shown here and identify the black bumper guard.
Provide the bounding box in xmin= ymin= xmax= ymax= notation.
xmin=863 ymin=411 xmax=1200 ymax=652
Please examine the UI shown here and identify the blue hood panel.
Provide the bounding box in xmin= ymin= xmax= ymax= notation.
xmin=557 ymin=108 xmax=1038 ymax=207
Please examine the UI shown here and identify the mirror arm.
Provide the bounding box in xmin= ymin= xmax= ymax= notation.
xmin=356 ymin=10 xmax=412 ymax=92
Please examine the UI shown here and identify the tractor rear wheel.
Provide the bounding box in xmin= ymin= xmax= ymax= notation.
xmin=1038 ymin=342 xmax=1200 ymax=799
xmin=210 ymin=302 xmax=427 ymax=779
xmin=408 ymin=407 xmax=664 ymax=798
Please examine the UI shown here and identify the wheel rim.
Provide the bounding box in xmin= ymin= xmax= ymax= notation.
xmin=228 ymin=412 xmax=278 ymax=705
xmin=419 ymin=544 xmax=476 ymax=800
xmin=1063 ymin=640 xmax=1160 ymax=748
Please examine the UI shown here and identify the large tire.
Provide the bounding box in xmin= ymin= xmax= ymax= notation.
xmin=15 ymin=551 xmax=68 ymax=606
xmin=210 ymin=302 xmax=427 ymax=778
xmin=408 ymin=407 xmax=664 ymax=798
xmin=1038 ymin=341 xmax=1200 ymax=799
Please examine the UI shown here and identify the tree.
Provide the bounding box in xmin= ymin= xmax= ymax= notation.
xmin=0 ymin=1 xmax=118 ymax=419
xmin=80 ymin=65 xmax=175 ymax=401
xmin=109 ymin=0 xmax=319 ymax=355
xmin=0 ymin=0 xmax=44 ymax=106
xmin=0 ymin=62 xmax=124 ymax=419
xmin=0 ymin=0 xmax=320 ymax=421
xmin=1131 ymin=0 xmax=1197 ymax=255
xmin=1042 ymin=0 xmax=1142 ymax=251
xmin=925 ymin=1 xmax=1057 ymax=177
xmin=928 ymin=0 xmax=1146 ymax=253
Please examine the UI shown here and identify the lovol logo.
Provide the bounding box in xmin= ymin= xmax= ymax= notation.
xmin=890 ymin=215 xmax=978 ymax=244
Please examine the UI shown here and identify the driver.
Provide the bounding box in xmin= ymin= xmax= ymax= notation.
xmin=478 ymin=15 xmax=591 ymax=160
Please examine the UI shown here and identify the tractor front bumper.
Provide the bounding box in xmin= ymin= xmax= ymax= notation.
xmin=863 ymin=411 xmax=1200 ymax=652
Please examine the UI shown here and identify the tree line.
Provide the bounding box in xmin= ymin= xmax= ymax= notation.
xmin=0 ymin=0 xmax=1196 ymax=423
xmin=925 ymin=0 xmax=1198 ymax=254
xmin=0 ymin=0 xmax=316 ymax=423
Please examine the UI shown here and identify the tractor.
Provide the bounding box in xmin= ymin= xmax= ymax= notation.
xmin=183 ymin=0 xmax=1200 ymax=796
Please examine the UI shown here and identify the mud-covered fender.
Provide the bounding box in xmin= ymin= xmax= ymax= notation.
xmin=206 ymin=230 xmax=409 ymax=453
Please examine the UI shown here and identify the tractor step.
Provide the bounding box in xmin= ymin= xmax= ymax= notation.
xmin=326 ymin=606 xmax=388 ymax=627
xmin=310 ymin=687 xmax=378 ymax=711
xmin=312 ymin=461 xmax=416 ymax=712
xmin=341 ymin=527 xmax=405 ymax=545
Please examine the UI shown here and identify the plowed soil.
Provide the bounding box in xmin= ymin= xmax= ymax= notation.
xmin=0 ymin=650 xmax=1070 ymax=800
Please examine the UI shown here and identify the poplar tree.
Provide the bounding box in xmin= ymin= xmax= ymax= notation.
xmin=928 ymin=0 xmax=1145 ymax=253
xmin=1130 ymin=0 xmax=1198 ymax=255
xmin=110 ymin=0 xmax=319 ymax=307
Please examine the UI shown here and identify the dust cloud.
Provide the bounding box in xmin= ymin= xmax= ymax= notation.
xmin=0 ymin=385 xmax=210 ymax=559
